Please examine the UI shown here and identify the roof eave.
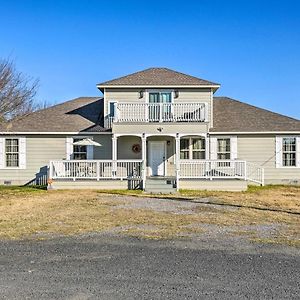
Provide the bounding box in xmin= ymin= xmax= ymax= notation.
xmin=97 ymin=84 xmax=220 ymax=90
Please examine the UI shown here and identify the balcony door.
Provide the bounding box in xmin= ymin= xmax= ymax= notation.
xmin=148 ymin=92 xmax=172 ymax=122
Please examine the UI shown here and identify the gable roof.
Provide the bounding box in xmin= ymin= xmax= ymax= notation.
xmin=212 ymin=97 xmax=300 ymax=132
xmin=97 ymin=67 xmax=219 ymax=88
xmin=0 ymin=97 xmax=108 ymax=133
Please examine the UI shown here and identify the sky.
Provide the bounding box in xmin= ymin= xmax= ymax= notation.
xmin=0 ymin=0 xmax=300 ymax=118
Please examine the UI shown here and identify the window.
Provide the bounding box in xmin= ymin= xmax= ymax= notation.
xmin=282 ymin=137 xmax=296 ymax=167
xmin=192 ymin=138 xmax=206 ymax=159
xmin=180 ymin=139 xmax=189 ymax=159
xmin=109 ymin=101 xmax=117 ymax=118
xmin=180 ymin=138 xmax=205 ymax=159
xmin=5 ymin=139 xmax=19 ymax=167
xmin=217 ymin=138 xmax=231 ymax=159
xmin=73 ymin=139 xmax=87 ymax=160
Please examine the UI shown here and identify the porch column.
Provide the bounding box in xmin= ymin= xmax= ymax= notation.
xmin=112 ymin=134 xmax=118 ymax=177
xmin=175 ymin=134 xmax=180 ymax=191
xmin=141 ymin=134 xmax=147 ymax=190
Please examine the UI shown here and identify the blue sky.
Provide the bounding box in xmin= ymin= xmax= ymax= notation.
xmin=1 ymin=0 xmax=300 ymax=118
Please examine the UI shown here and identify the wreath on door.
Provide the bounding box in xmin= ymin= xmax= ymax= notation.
xmin=132 ymin=144 xmax=141 ymax=153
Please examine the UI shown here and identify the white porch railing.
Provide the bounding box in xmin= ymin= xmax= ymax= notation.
xmin=49 ymin=160 xmax=143 ymax=180
xmin=179 ymin=160 xmax=264 ymax=185
xmin=105 ymin=102 xmax=207 ymax=128
xmin=49 ymin=159 xmax=264 ymax=186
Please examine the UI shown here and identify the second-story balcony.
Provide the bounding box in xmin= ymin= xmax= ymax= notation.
xmin=106 ymin=102 xmax=208 ymax=128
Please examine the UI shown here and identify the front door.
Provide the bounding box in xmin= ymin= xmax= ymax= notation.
xmin=149 ymin=141 xmax=166 ymax=176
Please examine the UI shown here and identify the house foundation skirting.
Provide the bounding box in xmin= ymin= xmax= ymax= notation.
xmin=48 ymin=178 xmax=247 ymax=191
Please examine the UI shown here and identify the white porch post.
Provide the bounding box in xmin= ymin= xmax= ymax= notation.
xmin=142 ymin=134 xmax=147 ymax=190
xmin=112 ymin=134 xmax=118 ymax=177
xmin=175 ymin=133 xmax=180 ymax=191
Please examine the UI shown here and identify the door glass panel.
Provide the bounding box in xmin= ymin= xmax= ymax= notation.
xmin=149 ymin=93 xmax=160 ymax=103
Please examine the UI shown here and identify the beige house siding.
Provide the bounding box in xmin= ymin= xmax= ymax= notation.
xmin=0 ymin=135 xmax=66 ymax=185
xmin=112 ymin=123 xmax=209 ymax=135
xmin=237 ymin=135 xmax=300 ymax=184
xmin=0 ymin=134 xmax=112 ymax=185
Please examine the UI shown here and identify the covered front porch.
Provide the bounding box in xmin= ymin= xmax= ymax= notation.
xmin=48 ymin=133 xmax=264 ymax=191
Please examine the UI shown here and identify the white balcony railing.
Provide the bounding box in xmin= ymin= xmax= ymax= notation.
xmin=179 ymin=160 xmax=264 ymax=185
xmin=49 ymin=160 xmax=143 ymax=180
xmin=105 ymin=102 xmax=208 ymax=127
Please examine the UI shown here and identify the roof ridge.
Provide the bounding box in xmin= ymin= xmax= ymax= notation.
xmin=162 ymin=67 xmax=220 ymax=86
xmin=97 ymin=67 xmax=220 ymax=86
xmin=214 ymin=96 xmax=300 ymax=123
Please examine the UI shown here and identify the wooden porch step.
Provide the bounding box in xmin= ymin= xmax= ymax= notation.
xmin=145 ymin=177 xmax=177 ymax=194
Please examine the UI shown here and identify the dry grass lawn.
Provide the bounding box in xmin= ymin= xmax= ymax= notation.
xmin=0 ymin=185 xmax=299 ymax=247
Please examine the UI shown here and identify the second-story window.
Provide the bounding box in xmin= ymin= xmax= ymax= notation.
xmin=109 ymin=101 xmax=117 ymax=119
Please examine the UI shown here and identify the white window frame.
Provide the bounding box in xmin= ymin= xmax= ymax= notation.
xmin=276 ymin=136 xmax=300 ymax=168
xmin=0 ymin=137 xmax=26 ymax=170
xmin=108 ymin=100 xmax=118 ymax=119
xmin=210 ymin=136 xmax=237 ymax=161
xmin=217 ymin=138 xmax=231 ymax=160
xmin=145 ymin=89 xmax=174 ymax=104
xmin=180 ymin=137 xmax=206 ymax=160
xmin=66 ymin=136 xmax=94 ymax=160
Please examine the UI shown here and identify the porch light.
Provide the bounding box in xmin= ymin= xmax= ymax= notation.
xmin=174 ymin=90 xmax=179 ymax=98
xmin=139 ymin=90 xmax=144 ymax=99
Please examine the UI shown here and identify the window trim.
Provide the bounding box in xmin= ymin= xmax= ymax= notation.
xmin=5 ymin=138 xmax=20 ymax=168
xmin=217 ymin=138 xmax=231 ymax=160
xmin=73 ymin=137 xmax=88 ymax=160
xmin=108 ymin=100 xmax=118 ymax=119
xmin=146 ymin=89 xmax=174 ymax=104
xmin=276 ymin=136 xmax=300 ymax=168
xmin=180 ymin=137 xmax=206 ymax=160
xmin=66 ymin=136 xmax=94 ymax=160
xmin=1 ymin=137 xmax=26 ymax=170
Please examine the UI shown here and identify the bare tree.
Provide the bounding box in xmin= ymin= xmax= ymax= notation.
xmin=0 ymin=58 xmax=39 ymax=121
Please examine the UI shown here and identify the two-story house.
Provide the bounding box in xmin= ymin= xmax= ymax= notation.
xmin=1 ymin=68 xmax=300 ymax=192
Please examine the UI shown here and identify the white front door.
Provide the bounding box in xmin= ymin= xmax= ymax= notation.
xmin=149 ymin=141 xmax=166 ymax=176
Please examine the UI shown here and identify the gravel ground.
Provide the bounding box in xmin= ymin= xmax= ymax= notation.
xmin=108 ymin=195 xmax=283 ymax=240
xmin=0 ymin=234 xmax=299 ymax=300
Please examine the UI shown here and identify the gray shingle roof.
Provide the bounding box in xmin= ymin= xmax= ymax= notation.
xmin=0 ymin=97 xmax=109 ymax=133
xmin=97 ymin=67 xmax=219 ymax=87
xmin=1 ymin=96 xmax=299 ymax=134
xmin=211 ymin=97 xmax=300 ymax=132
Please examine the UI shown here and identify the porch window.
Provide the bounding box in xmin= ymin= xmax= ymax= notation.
xmin=180 ymin=139 xmax=189 ymax=159
xmin=217 ymin=138 xmax=231 ymax=159
xmin=5 ymin=138 xmax=19 ymax=167
xmin=73 ymin=139 xmax=87 ymax=160
xmin=180 ymin=138 xmax=205 ymax=159
xmin=282 ymin=137 xmax=296 ymax=167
